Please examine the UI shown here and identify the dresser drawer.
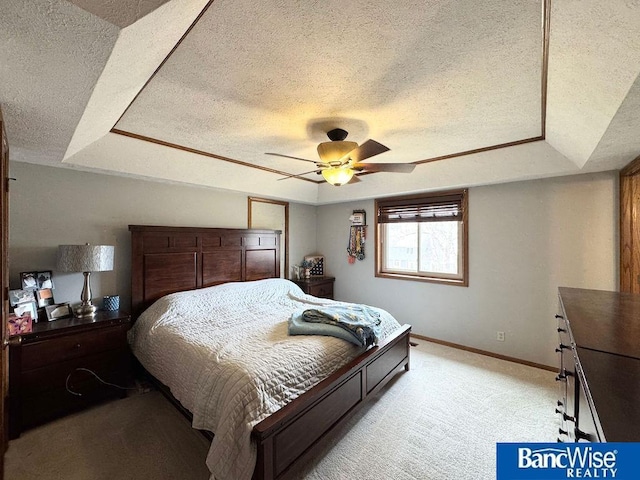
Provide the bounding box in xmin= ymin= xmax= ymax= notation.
xmin=309 ymin=282 xmax=333 ymax=299
xmin=20 ymin=350 xmax=130 ymax=396
xmin=292 ymin=277 xmax=335 ymax=299
xmin=21 ymin=324 xmax=128 ymax=371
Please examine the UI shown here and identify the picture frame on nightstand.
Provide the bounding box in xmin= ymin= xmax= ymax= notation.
xmin=45 ymin=303 xmax=72 ymax=321
xmin=304 ymin=255 xmax=325 ymax=277
xmin=20 ymin=272 xmax=38 ymax=290
xmin=9 ymin=289 xmax=36 ymax=307
xmin=36 ymin=288 xmax=54 ymax=308
xmin=36 ymin=271 xmax=54 ymax=289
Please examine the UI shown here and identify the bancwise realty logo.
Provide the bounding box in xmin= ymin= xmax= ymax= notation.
xmin=497 ymin=443 xmax=640 ymax=479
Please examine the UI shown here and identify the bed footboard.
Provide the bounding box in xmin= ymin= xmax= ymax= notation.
xmin=252 ymin=324 xmax=411 ymax=480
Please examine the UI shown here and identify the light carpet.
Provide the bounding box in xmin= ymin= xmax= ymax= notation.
xmin=5 ymin=340 xmax=557 ymax=480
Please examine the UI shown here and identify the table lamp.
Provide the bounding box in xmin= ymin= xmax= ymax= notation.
xmin=57 ymin=244 xmax=114 ymax=318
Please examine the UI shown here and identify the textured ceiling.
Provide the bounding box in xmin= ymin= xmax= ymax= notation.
xmin=1 ymin=0 xmax=640 ymax=205
xmin=68 ymin=0 xmax=171 ymax=27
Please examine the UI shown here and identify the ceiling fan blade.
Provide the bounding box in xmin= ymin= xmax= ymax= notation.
xmin=347 ymin=175 xmax=362 ymax=184
xmin=265 ymin=152 xmax=319 ymax=165
xmin=341 ymin=139 xmax=390 ymax=163
xmin=353 ymin=162 xmax=416 ymax=173
xmin=277 ymin=168 xmax=322 ymax=180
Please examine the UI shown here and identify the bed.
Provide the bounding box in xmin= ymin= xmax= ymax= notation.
xmin=128 ymin=225 xmax=411 ymax=480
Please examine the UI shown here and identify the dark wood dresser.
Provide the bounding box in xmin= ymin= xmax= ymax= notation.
xmin=556 ymin=287 xmax=640 ymax=442
xmin=9 ymin=310 xmax=132 ymax=438
xmin=292 ymin=276 xmax=335 ymax=299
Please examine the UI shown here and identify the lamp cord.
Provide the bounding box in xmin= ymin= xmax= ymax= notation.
xmin=65 ymin=368 xmax=135 ymax=397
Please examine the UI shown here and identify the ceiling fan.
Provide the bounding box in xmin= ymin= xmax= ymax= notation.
xmin=266 ymin=128 xmax=416 ymax=186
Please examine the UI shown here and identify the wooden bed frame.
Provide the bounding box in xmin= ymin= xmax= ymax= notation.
xmin=129 ymin=225 xmax=411 ymax=480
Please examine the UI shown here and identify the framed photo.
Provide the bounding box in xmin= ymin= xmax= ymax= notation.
xmin=350 ymin=209 xmax=366 ymax=225
xmin=9 ymin=289 xmax=36 ymax=307
xmin=304 ymin=255 xmax=325 ymax=277
xmin=45 ymin=303 xmax=72 ymax=321
xmin=13 ymin=301 xmax=38 ymax=323
xmin=36 ymin=288 xmax=54 ymax=308
xmin=20 ymin=271 xmax=38 ymax=290
xmin=7 ymin=312 xmax=33 ymax=335
xmin=37 ymin=271 xmax=54 ymax=289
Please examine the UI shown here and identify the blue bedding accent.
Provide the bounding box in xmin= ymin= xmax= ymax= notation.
xmin=288 ymin=305 xmax=382 ymax=347
xmin=288 ymin=311 xmax=357 ymax=344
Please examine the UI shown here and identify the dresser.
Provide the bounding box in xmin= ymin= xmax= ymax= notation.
xmin=555 ymin=287 xmax=640 ymax=442
xmin=9 ymin=310 xmax=132 ymax=438
xmin=292 ymin=276 xmax=335 ymax=299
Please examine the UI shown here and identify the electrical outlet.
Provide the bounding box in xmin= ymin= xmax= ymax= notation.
xmin=496 ymin=331 xmax=505 ymax=342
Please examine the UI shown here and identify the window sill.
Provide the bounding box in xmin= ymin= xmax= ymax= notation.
xmin=375 ymin=271 xmax=468 ymax=287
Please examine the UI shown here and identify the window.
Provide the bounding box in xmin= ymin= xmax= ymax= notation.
xmin=375 ymin=189 xmax=468 ymax=286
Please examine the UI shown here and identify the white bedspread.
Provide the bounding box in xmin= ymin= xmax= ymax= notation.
xmin=128 ymin=278 xmax=401 ymax=480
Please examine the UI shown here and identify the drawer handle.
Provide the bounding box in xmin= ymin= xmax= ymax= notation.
xmin=75 ymin=343 xmax=81 ymax=349
xmin=554 ymin=408 xmax=575 ymax=421
xmin=2 ymin=336 xmax=22 ymax=349
xmin=557 ymin=327 xmax=567 ymax=333
xmin=555 ymin=369 xmax=574 ymax=381
xmin=555 ymin=314 xmax=564 ymax=319
xmin=555 ymin=371 xmax=572 ymax=381
xmin=555 ymin=410 xmax=575 ymax=423
xmin=575 ymin=428 xmax=591 ymax=441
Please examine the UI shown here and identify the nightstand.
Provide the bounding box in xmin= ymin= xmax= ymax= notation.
xmin=8 ymin=310 xmax=132 ymax=438
xmin=292 ymin=276 xmax=335 ymax=299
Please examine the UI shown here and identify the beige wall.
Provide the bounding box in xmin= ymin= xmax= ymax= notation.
xmin=316 ymin=171 xmax=618 ymax=367
xmin=8 ymin=161 xmax=317 ymax=311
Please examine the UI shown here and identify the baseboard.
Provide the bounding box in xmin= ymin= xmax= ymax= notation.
xmin=410 ymin=333 xmax=556 ymax=372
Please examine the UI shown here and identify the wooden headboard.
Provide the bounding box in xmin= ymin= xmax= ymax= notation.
xmin=129 ymin=225 xmax=281 ymax=318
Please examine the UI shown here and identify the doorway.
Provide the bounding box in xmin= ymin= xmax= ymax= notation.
xmin=620 ymin=155 xmax=640 ymax=293
xmin=248 ymin=197 xmax=289 ymax=280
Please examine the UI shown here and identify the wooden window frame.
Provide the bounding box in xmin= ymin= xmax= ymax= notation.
xmin=375 ymin=189 xmax=469 ymax=286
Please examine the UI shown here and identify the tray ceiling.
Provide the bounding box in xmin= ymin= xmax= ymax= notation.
xmin=2 ymin=0 xmax=640 ymax=204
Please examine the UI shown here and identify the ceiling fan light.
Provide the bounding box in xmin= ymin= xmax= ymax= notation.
xmin=322 ymin=167 xmax=354 ymax=186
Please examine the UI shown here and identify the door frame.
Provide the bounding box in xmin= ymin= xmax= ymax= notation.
xmin=620 ymin=154 xmax=640 ymax=293
xmin=1 ymin=105 xmax=9 ymax=479
xmin=248 ymin=197 xmax=289 ymax=281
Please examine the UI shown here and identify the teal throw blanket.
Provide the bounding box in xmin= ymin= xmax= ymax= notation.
xmin=298 ymin=305 xmax=382 ymax=347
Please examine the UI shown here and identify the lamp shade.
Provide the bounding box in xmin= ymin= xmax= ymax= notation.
xmin=321 ymin=167 xmax=355 ymax=186
xmin=57 ymin=244 xmax=114 ymax=273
